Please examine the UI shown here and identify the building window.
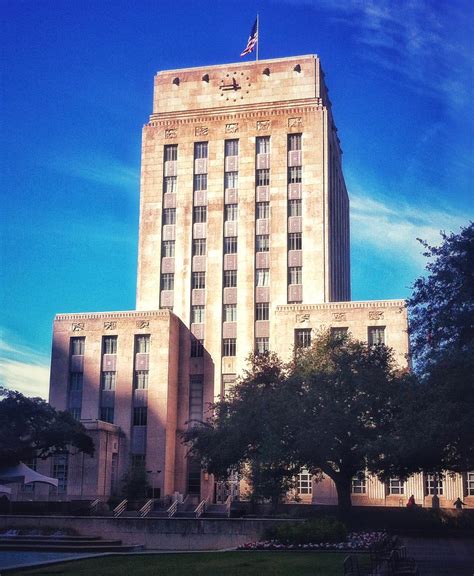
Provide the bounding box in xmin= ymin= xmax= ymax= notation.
xmin=161 ymin=273 xmax=174 ymax=291
xmin=297 ymin=469 xmax=312 ymax=495
xmin=288 ymin=267 xmax=302 ymax=285
xmin=331 ymin=327 xmax=348 ymax=340
xmin=164 ymin=144 xmax=177 ymax=162
xmin=193 ymin=238 xmax=206 ymax=256
xmin=288 ymin=199 xmax=302 ymax=217
xmin=102 ymin=372 xmax=116 ymax=391
xmin=256 ymin=302 xmax=269 ymax=321
xmin=224 ymin=237 xmax=238 ymax=254
xmin=425 ymin=474 xmax=444 ymax=496
xmin=225 ymin=171 xmax=238 ymax=189
xmin=288 ymin=166 xmax=302 ymax=184
xmin=191 ymin=305 xmax=205 ymax=324
xmin=225 ymin=204 xmax=238 ymax=221
xmin=164 ymin=176 xmax=177 ymax=194
xmin=135 ymin=335 xmax=150 ymax=354
xmin=189 ymin=376 xmax=204 ymax=426
xmin=288 ymin=133 xmax=302 ymax=151
xmin=133 ymin=407 xmax=148 ymax=426
xmin=163 ymin=208 xmax=176 ymax=225
xmin=70 ymin=337 xmax=85 ymax=356
xmin=52 ymin=454 xmax=68 ymax=494
xmin=193 ymin=205 xmax=207 ymax=223
xmin=69 ymin=372 xmax=83 ymax=391
xmin=256 ymin=201 xmax=270 ymax=219
xmin=256 ymin=269 xmax=269 ymax=286
xmin=256 ymin=234 xmax=270 ymax=252
xmin=69 ymin=407 xmax=81 ymax=420
xmin=256 ymin=136 xmax=270 ymax=154
xmin=194 ymin=141 xmax=208 ymax=159
xmin=288 ymin=232 xmax=302 ymax=250
xmin=131 ymin=454 xmax=146 ymax=469
xmin=255 ymin=337 xmax=269 ymax=354
xmin=193 ymin=173 xmax=208 ymax=191
xmin=223 ymin=338 xmax=236 ymax=356
xmin=388 ymin=478 xmax=404 ymax=495
xmin=103 ymin=336 xmax=117 ymax=355
xmin=467 ymin=472 xmax=474 ymax=496
xmin=256 ymin=168 xmax=270 ymax=186
xmin=223 ymin=304 xmax=237 ymax=323
xmin=134 ymin=370 xmax=149 ymax=389
xmin=295 ymin=328 xmax=311 ymax=348
xmin=225 ymin=139 xmax=239 ymax=156
xmin=162 ymin=240 xmax=175 ymax=258
xmin=192 ymin=271 xmax=206 ymax=289
xmin=190 ymin=337 xmax=204 ymax=358
xmin=352 ymin=476 xmax=367 ymax=494
xmin=368 ymin=326 xmax=385 ymax=346
xmin=224 ymin=269 xmax=237 ymax=288
xmin=99 ymin=407 xmax=114 ymax=423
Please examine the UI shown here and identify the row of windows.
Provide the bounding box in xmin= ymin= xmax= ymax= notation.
xmin=71 ymin=369 xmax=150 ymax=395
xmin=162 ymin=268 xmax=241 ymax=291
xmin=295 ymin=327 xmax=387 ymax=348
xmin=100 ymin=406 xmax=148 ymax=426
xmin=70 ymin=335 xmax=150 ymax=357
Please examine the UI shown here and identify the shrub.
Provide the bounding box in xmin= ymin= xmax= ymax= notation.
xmin=264 ymin=516 xmax=347 ymax=544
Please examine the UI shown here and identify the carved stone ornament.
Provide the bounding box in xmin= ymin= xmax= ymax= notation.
xmin=332 ymin=312 xmax=346 ymax=322
xmin=72 ymin=322 xmax=85 ymax=332
xmin=257 ymin=120 xmax=271 ymax=131
xmin=368 ymin=311 xmax=384 ymax=321
xmin=195 ymin=126 xmax=208 ymax=136
xmin=288 ymin=117 xmax=303 ymax=128
xmin=165 ymin=128 xmax=177 ymax=139
xmin=296 ymin=313 xmax=310 ymax=323
xmin=136 ymin=320 xmax=150 ymax=329
xmin=104 ymin=321 xmax=117 ymax=330
xmin=225 ymin=123 xmax=239 ymax=133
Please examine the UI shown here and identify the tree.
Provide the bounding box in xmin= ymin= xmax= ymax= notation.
xmin=406 ymin=223 xmax=474 ymax=472
xmin=291 ymin=331 xmax=407 ymax=515
xmin=182 ymin=353 xmax=302 ymax=508
xmin=0 ymin=387 xmax=94 ymax=468
xmin=121 ymin=459 xmax=150 ymax=501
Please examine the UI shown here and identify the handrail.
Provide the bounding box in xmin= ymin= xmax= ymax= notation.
xmin=224 ymin=494 xmax=233 ymax=517
xmin=194 ymin=497 xmax=208 ymax=518
xmin=113 ymin=499 xmax=128 ymax=517
xmin=167 ymin=499 xmax=178 ymax=518
xmin=89 ymin=498 xmax=100 ymax=514
xmin=139 ymin=498 xmax=154 ymax=518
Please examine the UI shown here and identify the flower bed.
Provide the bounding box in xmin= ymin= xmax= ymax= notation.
xmin=238 ymin=530 xmax=389 ymax=551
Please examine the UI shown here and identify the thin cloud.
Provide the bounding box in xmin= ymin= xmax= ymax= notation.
xmin=0 ymin=331 xmax=50 ymax=399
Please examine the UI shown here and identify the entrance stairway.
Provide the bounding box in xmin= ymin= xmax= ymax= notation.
xmin=0 ymin=531 xmax=143 ymax=552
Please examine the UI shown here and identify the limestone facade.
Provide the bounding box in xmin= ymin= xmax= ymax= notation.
xmin=32 ymin=55 xmax=472 ymax=509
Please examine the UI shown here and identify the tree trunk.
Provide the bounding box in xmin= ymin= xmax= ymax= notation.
xmin=333 ymin=475 xmax=352 ymax=518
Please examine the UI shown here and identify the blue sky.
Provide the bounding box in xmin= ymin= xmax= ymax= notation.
xmin=1 ymin=0 xmax=473 ymax=397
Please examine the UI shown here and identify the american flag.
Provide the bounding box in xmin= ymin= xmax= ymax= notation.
xmin=240 ymin=18 xmax=258 ymax=57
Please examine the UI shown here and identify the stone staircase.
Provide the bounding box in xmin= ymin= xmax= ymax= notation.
xmin=0 ymin=531 xmax=143 ymax=552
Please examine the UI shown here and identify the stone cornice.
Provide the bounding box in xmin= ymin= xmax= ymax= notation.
xmin=276 ymin=300 xmax=407 ymax=313
xmin=55 ymin=310 xmax=170 ymax=321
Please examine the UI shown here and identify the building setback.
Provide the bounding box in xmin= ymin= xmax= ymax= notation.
xmin=17 ymin=55 xmax=471 ymax=508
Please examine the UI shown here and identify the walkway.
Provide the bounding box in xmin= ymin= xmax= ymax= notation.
xmin=402 ymin=536 xmax=474 ymax=576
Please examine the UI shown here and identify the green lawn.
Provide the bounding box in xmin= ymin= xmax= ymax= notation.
xmin=12 ymin=551 xmax=371 ymax=576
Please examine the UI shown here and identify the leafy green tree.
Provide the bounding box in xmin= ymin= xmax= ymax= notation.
xmin=0 ymin=387 xmax=94 ymax=467
xmin=121 ymin=459 xmax=150 ymax=501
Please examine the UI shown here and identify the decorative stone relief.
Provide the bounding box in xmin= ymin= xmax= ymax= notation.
xmin=397 ymin=307 xmax=404 ymax=314
xmin=257 ymin=120 xmax=271 ymax=131
xmin=104 ymin=321 xmax=117 ymax=330
xmin=288 ymin=117 xmax=303 ymax=128
xmin=368 ymin=311 xmax=384 ymax=321
xmin=71 ymin=322 xmax=85 ymax=332
xmin=225 ymin=123 xmax=239 ymax=133
xmin=165 ymin=128 xmax=177 ymax=139
xmin=136 ymin=320 xmax=150 ymax=329
xmin=332 ymin=312 xmax=346 ymax=322
xmin=296 ymin=313 xmax=310 ymax=323
xmin=195 ymin=126 xmax=208 ymax=136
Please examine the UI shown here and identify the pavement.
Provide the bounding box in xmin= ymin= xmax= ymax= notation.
xmin=402 ymin=536 xmax=474 ymax=576
xmin=0 ymin=551 xmax=103 ymax=572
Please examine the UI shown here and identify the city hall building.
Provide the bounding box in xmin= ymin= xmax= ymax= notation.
xmin=17 ymin=55 xmax=472 ymax=508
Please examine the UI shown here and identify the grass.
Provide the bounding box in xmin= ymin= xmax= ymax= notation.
xmin=11 ymin=551 xmax=371 ymax=576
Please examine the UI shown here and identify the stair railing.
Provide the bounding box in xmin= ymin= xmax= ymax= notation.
xmin=89 ymin=498 xmax=100 ymax=515
xmin=138 ymin=498 xmax=154 ymax=518
xmin=166 ymin=499 xmax=178 ymax=518
xmin=225 ymin=494 xmax=233 ymax=517
xmin=113 ymin=499 xmax=128 ymax=517
xmin=194 ymin=497 xmax=209 ymax=518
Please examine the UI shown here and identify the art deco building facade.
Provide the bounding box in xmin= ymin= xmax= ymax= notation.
xmin=18 ymin=55 xmax=471 ymax=508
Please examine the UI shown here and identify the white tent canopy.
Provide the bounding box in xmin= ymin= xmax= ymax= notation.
xmin=0 ymin=462 xmax=59 ymax=488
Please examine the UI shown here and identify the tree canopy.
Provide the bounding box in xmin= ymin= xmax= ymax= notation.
xmin=0 ymin=387 xmax=94 ymax=468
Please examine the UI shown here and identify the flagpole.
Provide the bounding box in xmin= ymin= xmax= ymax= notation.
xmin=256 ymin=14 xmax=259 ymax=61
